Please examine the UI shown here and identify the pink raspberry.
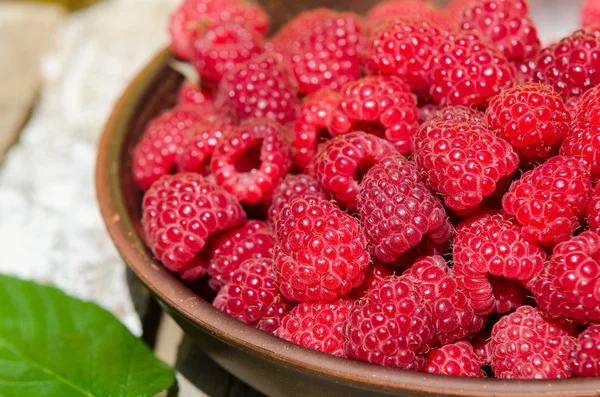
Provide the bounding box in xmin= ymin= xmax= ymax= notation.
xmin=357 ymin=156 xmax=453 ymax=263
xmin=344 ymin=275 xmax=434 ymax=370
xmin=176 ymin=115 xmax=233 ymax=173
xmin=267 ymin=174 xmax=327 ymax=225
xmin=273 ymin=196 xmax=370 ymax=302
xmin=533 ymin=231 xmax=600 ymax=324
xmin=571 ymin=324 xmax=600 ymax=377
xmin=142 ymin=173 xmax=246 ymax=272
xmin=491 ymin=276 xmax=526 ymax=314
xmin=366 ymin=0 xmax=448 ymax=31
xmin=587 ymin=184 xmax=600 ymax=233
xmin=211 ymin=118 xmax=291 ymax=205
xmin=490 ymin=306 xmax=575 ymax=379
xmin=424 ymin=342 xmax=485 ymax=377
xmin=176 ymin=81 xmax=214 ymax=107
xmin=348 ymin=264 xmax=393 ymax=299
xmin=328 ymin=76 xmax=419 ymax=154
xmin=582 ymin=0 xmax=600 ymax=28
xmin=502 ymin=155 xmax=592 ymax=246
xmin=275 ymin=299 xmax=353 ymax=357
xmin=314 ymin=131 xmax=397 ymax=210
xmin=561 ymin=122 xmax=600 ymax=183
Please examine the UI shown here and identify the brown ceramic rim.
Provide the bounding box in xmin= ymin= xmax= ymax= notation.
xmin=96 ymin=48 xmax=600 ymax=397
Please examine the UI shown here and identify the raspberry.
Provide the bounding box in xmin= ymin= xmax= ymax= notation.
xmin=367 ymin=17 xmax=448 ymax=94
xmin=429 ymin=32 xmax=515 ymax=107
xmin=217 ymin=52 xmax=299 ymax=123
xmin=513 ymin=58 xmax=537 ymax=84
xmin=211 ymin=118 xmax=291 ymax=205
xmin=403 ymin=255 xmax=484 ymax=345
xmin=328 ymin=76 xmax=419 ymax=154
xmin=533 ymin=231 xmax=600 ymax=324
xmin=425 ymin=105 xmax=487 ymax=127
xmin=453 ymin=211 xmax=546 ymax=315
xmin=169 ymin=0 xmax=269 ymax=61
xmin=486 ymin=83 xmax=571 ymax=164
xmin=573 ymin=84 xmax=600 ymax=125
xmin=292 ymin=89 xmax=340 ymax=171
xmin=413 ymin=121 xmax=519 ymax=214
xmin=533 ymin=30 xmax=600 ymax=101
xmin=258 ymin=299 xmax=293 ymax=334
xmin=267 ymin=174 xmax=327 ymax=224
xmin=193 ymin=23 xmax=264 ymax=83
xmin=490 ymin=306 xmax=575 ymax=379
xmin=344 ymin=275 xmax=434 ymax=370
xmin=391 ymin=235 xmax=451 ymax=268
xmin=458 ymin=0 xmax=540 ymax=63
xmin=133 ymin=106 xmax=210 ymax=191
xmin=502 ymin=156 xmax=592 ymax=246
xmin=275 ymin=299 xmax=353 ymax=357
xmin=491 ymin=276 xmax=526 ymax=314
xmin=273 ymin=196 xmax=370 ymax=302
xmin=176 ymin=115 xmax=233 ymax=173
xmin=570 ymin=324 xmax=600 ymax=377
xmin=314 ymin=131 xmax=397 ymax=210
xmin=366 ymin=0 xmax=448 ymax=31
xmin=587 ymin=184 xmax=600 ymax=233
xmin=213 ymin=258 xmax=290 ymax=328
xmin=582 ymin=0 xmax=600 ymax=27
xmin=348 ymin=264 xmax=393 ymax=299
xmin=424 ymin=342 xmax=485 ymax=377
xmin=357 ymin=156 xmax=453 ymax=263
xmin=471 ymin=330 xmax=493 ymax=365
xmin=177 ymin=81 xmax=214 ymax=107
xmin=142 ymin=173 xmax=246 ymax=272
xmin=561 ymin=123 xmax=600 ymax=182
xmin=418 ymin=104 xmax=439 ymax=124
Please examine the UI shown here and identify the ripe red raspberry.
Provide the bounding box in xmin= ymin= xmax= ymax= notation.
xmin=344 ymin=275 xmax=434 ymax=370
xmin=425 ymin=105 xmax=487 ymax=127
xmin=582 ymin=0 xmax=600 ymax=27
xmin=213 ymin=258 xmax=290 ymax=328
xmin=429 ymin=32 xmax=515 ymax=107
xmin=142 ymin=173 xmax=246 ymax=272
xmin=490 ymin=306 xmax=575 ymax=379
xmin=587 ymin=184 xmax=600 ymax=233
xmin=348 ymin=264 xmax=393 ymax=299
xmin=561 ymin=123 xmax=600 ymax=182
xmin=459 ymin=0 xmax=540 ymax=63
xmin=366 ymin=0 xmax=448 ymax=31
xmin=273 ymin=196 xmax=370 ymax=302
xmin=258 ymin=299 xmax=293 ymax=334
xmin=573 ymin=84 xmax=600 ymax=125
xmin=403 ymin=256 xmax=485 ymax=345
xmin=169 ymin=0 xmax=269 ymax=61
xmin=570 ymin=324 xmax=600 ymax=377
xmin=502 ymin=155 xmax=592 ymax=246
xmin=275 ymin=299 xmax=353 ymax=357
xmin=413 ymin=121 xmax=519 ymax=214
xmin=367 ymin=17 xmax=448 ymax=94
xmin=329 ymin=76 xmax=419 ymax=154
xmin=513 ymin=58 xmax=537 ymax=84
xmin=217 ymin=53 xmax=299 ymax=123
xmin=292 ymin=89 xmax=340 ymax=171
xmin=193 ymin=23 xmax=264 ymax=83
xmin=267 ymin=174 xmax=327 ymax=224
xmin=533 ymin=30 xmax=600 ymax=101
xmin=424 ymin=342 xmax=485 ymax=377
xmin=471 ymin=330 xmax=493 ymax=365
xmin=453 ymin=211 xmax=546 ymax=315
xmin=533 ymin=231 xmax=600 ymax=324
xmin=314 ymin=131 xmax=397 ymax=210
xmin=491 ymin=276 xmax=526 ymax=314
xmin=177 ymin=81 xmax=214 ymax=107
xmin=133 ymin=106 xmax=209 ymax=191
xmin=357 ymin=156 xmax=453 ymax=263
xmin=211 ymin=118 xmax=291 ymax=205
xmin=176 ymin=115 xmax=233 ymax=173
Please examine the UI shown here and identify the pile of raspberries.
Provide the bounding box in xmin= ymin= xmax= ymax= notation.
xmin=133 ymin=0 xmax=600 ymax=379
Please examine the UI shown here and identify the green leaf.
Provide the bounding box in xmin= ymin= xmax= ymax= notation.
xmin=0 ymin=275 xmax=175 ymax=397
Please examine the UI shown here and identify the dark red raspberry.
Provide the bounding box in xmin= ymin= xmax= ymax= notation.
xmin=453 ymin=211 xmax=546 ymax=315
xmin=413 ymin=121 xmax=519 ymax=214
xmin=491 ymin=276 xmax=526 ymax=314
xmin=471 ymin=330 xmax=493 ymax=365
xmin=587 ymin=184 xmax=600 ymax=233
xmin=358 ymin=156 xmax=453 ymax=263
xmin=314 ymin=131 xmax=397 ymax=210
xmin=329 ymin=76 xmax=419 ymax=154
xmin=211 ymin=118 xmax=291 ymax=205
xmin=502 ymin=156 xmax=592 ymax=246
xmin=133 ymin=106 xmax=211 ymax=191
xmin=275 ymin=299 xmax=353 ymax=357
xmin=367 ymin=17 xmax=448 ymax=95
xmin=571 ymin=324 xmax=600 ymax=377
xmin=177 ymin=81 xmax=214 ymax=107
xmin=267 ymin=174 xmax=327 ymax=224
xmin=533 ymin=30 xmax=600 ymax=101
xmin=425 ymin=105 xmax=487 ymax=126
xmin=458 ymin=0 xmax=540 ymax=63
xmin=217 ymin=52 xmax=299 ymax=123
xmin=490 ymin=306 xmax=575 ymax=379
xmin=292 ymin=89 xmax=340 ymax=171
xmin=403 ymin=255 xmax=485 ymax=345
xmin=582 ymin=0 xmax=600 ymax=27
xmin=193 ymin=23 xmax=264 ymax=83
xmin=429 ymin=32 xmax=515 ymax=107
xmin=273 ymin=196 xmax=370 ymax=302
xmin=424 ymin=342 xmax=485 ymax=377
xmin=533 ymin=231 xmax=600 ymax=324
xmin=213 ymin=258 xmax=290 ymax=328
xmin=344 ymin=275 xmax=434 ymax=370
xmin=366 ymin=0 xmax=448 ymax=31
xmin=348 ymin=264 xmax=393 ymax=299
xmin=561 ymin=123 xmax=600 ymax=183
xmin=176 ymin=115 xmax=233 ymax=173
xmin=142 ymin=173 xmax=246 ymax=272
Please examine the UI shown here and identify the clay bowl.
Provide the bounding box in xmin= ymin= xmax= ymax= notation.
xmin=96 ymin=1 xmax=600 ymax=396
